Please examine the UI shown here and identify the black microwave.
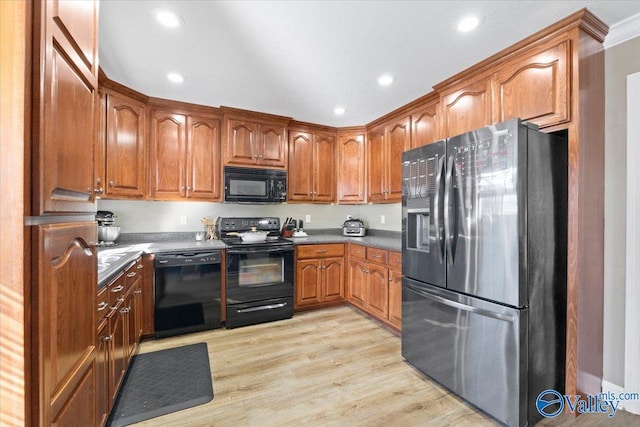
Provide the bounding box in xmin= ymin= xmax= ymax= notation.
xmin=224 ymin=166 xmax=287 ymax=203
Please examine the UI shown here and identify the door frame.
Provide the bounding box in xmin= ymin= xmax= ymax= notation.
xmin=625 ymin=72 xmax=640 ymax=415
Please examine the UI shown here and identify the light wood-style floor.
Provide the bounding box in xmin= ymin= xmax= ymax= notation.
xmin=132 ymin=306 xmax=640 ymax=427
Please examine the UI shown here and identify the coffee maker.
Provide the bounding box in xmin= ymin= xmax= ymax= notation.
xmin=96 ymin=210 xmax=120 ymax=245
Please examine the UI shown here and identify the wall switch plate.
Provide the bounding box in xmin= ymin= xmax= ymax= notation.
xmin=305 ymin=214 xmax=311 ymax=223
xmin=179 ymin=215 xmax=187 ymax=225
xmin=380 ymin=215 xmax=386 ymax=224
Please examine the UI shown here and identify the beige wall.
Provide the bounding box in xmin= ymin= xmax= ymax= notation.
xmin=603 ymin=34 xmax=640 ymax=387
xmin=98 ymin=200 xmax=402 ymax=233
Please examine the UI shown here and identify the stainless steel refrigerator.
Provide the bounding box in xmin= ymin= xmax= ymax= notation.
xmin=401 ymin=119 xmax=567 ymax=426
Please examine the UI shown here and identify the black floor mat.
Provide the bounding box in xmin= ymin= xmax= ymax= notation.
xmin=107 ymin=342 xmax=214 ymax=427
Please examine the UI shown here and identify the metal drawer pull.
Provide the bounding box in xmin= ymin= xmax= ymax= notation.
xmin=137 ymin=264 xmax=143 ymax=270
xmin=316 ymin=249 xmax=327 ymax=253
xmin=127 ymin=272 xmax=136 ymax=278
xmin=111 ymin=285 xmax=124 ymax=292
xmin=97 ymin=302 xmax=109 ymax=311
xmin=372 ymin=255 xmax=382 ymax=258
xmin=120 ymin=307 xmax=131 ymax=314
xmin=101 ymin=335 xmax=113 ymax=342
xmin=134 ymin=290 xmax=142 ymax=294
xmin=237 ymin=302 xmax=287 ymax=313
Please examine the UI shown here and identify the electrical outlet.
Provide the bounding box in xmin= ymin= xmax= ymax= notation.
xmin=179 ymin=215 xmax=187 ymax=225
xmin=305 ymin=214 xmax=311 ymax=223
xmin=380 ymin=215 xmax=386 ymax=224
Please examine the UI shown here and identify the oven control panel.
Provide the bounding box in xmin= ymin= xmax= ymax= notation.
xmin=219 ymin=217 xmax=281 ymax=232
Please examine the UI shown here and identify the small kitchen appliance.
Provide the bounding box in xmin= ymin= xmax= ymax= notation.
xmin=96 ymin=210 xmax=120 ymax=245
xmin=342 ymin=218 xmax=366 ymax=237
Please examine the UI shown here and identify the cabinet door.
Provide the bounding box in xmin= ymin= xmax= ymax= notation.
xmin=224 ymin=119 xmax=258 ymax=165
xmin=35 ymin=1 xmax=99 ymax=214
xmin=109 ymin=298 xmax=127 ymax=406
xmin=412 ymin=101 xmax=440 ymax=148
xmin=385 ymin=117 xmax=411 ymax=202
xmin=347 ymin=258 xmax=367 ymax=308
xmin=187 ymin=115 xmax=222 ymax=200
xmin=35 ymin=222 xmax=97 ymax=425
xmin=104 ymin=92 xmax=146 ymax=198
xmin=493 ymin=39 xmax=569 ymax=128
xmin=288 ymin=131 xmax=314 ymax=201
xmin=367 ymin=126 xmax=386 ymax=203
xmin=322 ymin=257 xmax=345 ymax=302
xmin=366 ymin=263 xmax=389 ymax=319
xmin=296 ymin=259 xmax=322 ymax=307
xmin=313 ymin=134 xmax=336 ymax=202
xmin=149 ymin=111 xmax=187 ymax=199
xmin=259 ymin=123 xmax=288 ymax=168
xmin=441 ymin=78 xmax=493 ymax=138
xmin=388 ymin=268 xmax=402 ymax=330
xmin=337 ymin=132 xmax=366 ymax=204
xmin=50 ymin=363 xmax=96 ymax=427
xmin=95 ymin=321 xmax=110 ymax=427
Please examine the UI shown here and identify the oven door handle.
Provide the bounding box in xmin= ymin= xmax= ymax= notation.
xmin=237 ymin=302 xmax=287 ymax=313
xmin=227 ymin=246 xmax=293 ymax=254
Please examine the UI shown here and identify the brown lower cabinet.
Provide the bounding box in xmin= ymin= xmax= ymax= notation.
xmin=96 ymin=257 xmax=144 ymax=426
xmin=295 ymin=244 xmax=345 ymax=310
xmin=347 ymin=243 xmax=402 ymax=331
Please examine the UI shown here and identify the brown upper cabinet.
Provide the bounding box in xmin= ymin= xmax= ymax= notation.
xmin=410 ymin=96 xmax=440 ymax=148
xmin=367 ymin=115 xmax=411 ymax=203
xmin=98 ymin=89 xmax=147 ymax=199
xmin=288 ymin=125 xmax=336 ymax=203
xmin=439 ymin=77 xmax=493 ymax=138
xmin=492 ymin=36 xmax=570 ymax=128
xmin=222 ymin=108 xmax=290 ymax=169
xmin=336 ymin=129 xmax=367 ymax=204
xmin=149 ymin=109 xmax=222 ymax=201
xmin=32 ymin=0 xmax=99 ymax=214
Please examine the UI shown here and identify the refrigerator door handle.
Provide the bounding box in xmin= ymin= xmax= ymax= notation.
xmin=434 ymin=156 xmax=445 ymax=264
xmin=405 ymin=283 xmax=517 ymax=323
xmin=444 ymin=155 xmax=455 ymax=265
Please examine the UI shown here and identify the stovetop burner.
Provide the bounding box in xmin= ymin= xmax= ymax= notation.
xmin=218 ymin=216 xmax=293 ymax=248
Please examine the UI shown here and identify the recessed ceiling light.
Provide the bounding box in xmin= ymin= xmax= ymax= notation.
xmin=457 ymin=15 xmax=481 ymax=33
xmin=334 ymin=107 xmax=346 ymax=115
xmin=167 ymin=73 xmax=184 ymax=83
xmin=156 ymin=10 xmax=182 ymax=28
xmin=378 ymin=74 xmax=394 ymax=86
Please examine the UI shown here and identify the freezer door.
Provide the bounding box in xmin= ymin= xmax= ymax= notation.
xmin=402 ymin=278 xmax=527 ymax=427
xmin=445 ymin=119 xmax=527 ymax=307
xmin=402 ymin=140 xmax=446 ymax=287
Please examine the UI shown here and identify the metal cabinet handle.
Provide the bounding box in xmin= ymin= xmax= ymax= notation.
xmin=120 ymin=307 xmax=131 ymax=314
xmin=372 ymin=254 xmax=382 ymax=258
xmin=94 ymin=187 xmax=104 ymax=195
xmin=126 ymin=272 xmax=136 ymax=278
xmin=137 ymin=264 xmax=143 ymax=270
xmin=109 ymin=180 xmax=115 ymax=187
xmin=111 ymin=285 xmax=124 ymax=292
xmin=316 ymin=249 xmax=327 ymax=253
xmin=101 ymin=335 xmax=113 ymax=342
xmin=117 ymin=297 xmax=125 ymax=303
xmin=97 ymin=302 xmax=109 ymax=311
xmin=134 ymin=290 xmax=142 ymax=294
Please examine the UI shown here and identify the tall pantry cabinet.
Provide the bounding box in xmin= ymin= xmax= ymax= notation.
xmin=29 ymin=1 xmax=99 ymax=426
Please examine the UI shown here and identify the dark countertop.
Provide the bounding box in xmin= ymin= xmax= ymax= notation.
xmin=287 ymin=234 xmax=401 ymax=252
xmin=98 ymin=230 xmax=400 ymax=289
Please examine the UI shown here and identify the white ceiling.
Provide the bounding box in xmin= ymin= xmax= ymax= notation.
xmin=99 ymin=1 xmax=640 ymax=127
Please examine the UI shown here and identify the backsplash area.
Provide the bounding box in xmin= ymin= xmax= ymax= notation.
xmin=97 ymin=200 xmax=401 ymax=233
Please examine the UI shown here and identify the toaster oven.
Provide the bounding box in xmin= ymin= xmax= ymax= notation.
xmin=343 ymin=219 xmax=366 ymax=237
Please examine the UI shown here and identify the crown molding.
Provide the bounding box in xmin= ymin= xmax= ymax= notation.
xmin=604 ymin=13 xmax=640 ymax=49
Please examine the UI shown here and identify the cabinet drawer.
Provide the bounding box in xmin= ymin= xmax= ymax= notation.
xmin=388 ymin=251 xmax=402 ymax=270
xmin=367 ymin=247 xmax=388 ymax=265
xmin=348 ymin=244 xmax=367 ymax=259
xmin=108 ymin=272 xmax=126 ymax=307
xmin=297 ymin=244 xmax=345 ymax=259
xmin=97 ymin=287 xmax=109 ymax=324
xmin=124 ymin=257 xmax=143 ymax=286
